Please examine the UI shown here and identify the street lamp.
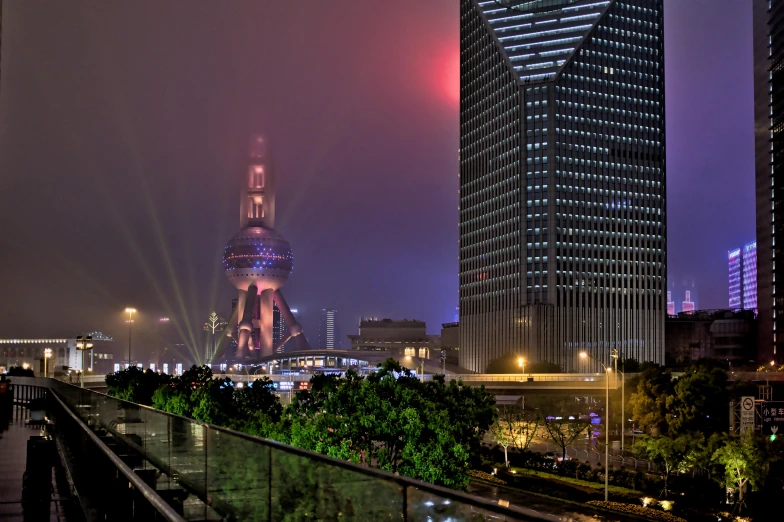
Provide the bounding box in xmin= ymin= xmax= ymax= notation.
xmin=610 ymin=348 xmax=625 ymax=453
xmin=44 ymin=348 xmax=52 ymax=379
xmin=518 ymin=356 xmax=526 ymax=376
xmin=405 ymin=355 xmax=425 ymax=383
xmin=125 ymin=308 xmax=137 ymax=368
xmin=76 ymin=336 xmax=93 ymax=388
xmin=580 ymin=351 xmax=611 ymax=502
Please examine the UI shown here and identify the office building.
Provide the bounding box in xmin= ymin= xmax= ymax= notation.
xmin=319 ymin=309 xmax=339 ymax=349
xmin=348 ymin=318 xmax=440 ymax=359
xmin=754 ymin=0 xmax=784 ymax=363
xmin=666 ymin=309 xmax=757 ymax=366
xmin=0 ymin=333 xmax=116 ymax=375
xmin=666 ymin=291 xmax=675 ymax=316
xmin=273 ymin=304 xmax=300 ymax=352
xmin=728 ymin=241 xmax=758 ymax=314
xmin=459 ymin=0 xmax=666 ymax=372
xmin=681 ymin=291 xmax=695 ymax=314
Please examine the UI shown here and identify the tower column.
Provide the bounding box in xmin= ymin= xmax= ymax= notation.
xmin=258 ymin=289 xmax=274 ymax=357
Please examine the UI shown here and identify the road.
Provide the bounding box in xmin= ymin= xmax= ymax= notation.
xmin=467 ymin=480 xmax=624 ymax=521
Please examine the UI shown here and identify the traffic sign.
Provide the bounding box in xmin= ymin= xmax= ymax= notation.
xmin=740 ymin=396 xmax=755 ymax=433
xmin=761 ymin=401 xmax=784 ymax=436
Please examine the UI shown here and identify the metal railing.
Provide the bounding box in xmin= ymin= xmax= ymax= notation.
xmin=40 ymin=378 xmax=551 ymax=521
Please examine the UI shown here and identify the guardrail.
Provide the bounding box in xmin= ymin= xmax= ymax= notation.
xmin=39 ymin=378 xmax=551 ymax=521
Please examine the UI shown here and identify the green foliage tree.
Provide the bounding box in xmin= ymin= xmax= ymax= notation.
xmin=105 ymin=366 xmax=171 ymax=405
xmin=628 ymin=363 xmax=672 ymax=435
xmin=489 ymin=418 xmax=515 ymax=468
xmin=711 ymin=432 xmax=769 ymax=514
xmin=284 ymin=359 xmax=496 ymax=489
xmin=665 ymin=361 xmax=728 ymax=435
xmin=633 ymin=433 xmax=702 ymax=497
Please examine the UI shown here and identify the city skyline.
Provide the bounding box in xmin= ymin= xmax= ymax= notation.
xmin=0 ymin=1 xmax=756 ymax=360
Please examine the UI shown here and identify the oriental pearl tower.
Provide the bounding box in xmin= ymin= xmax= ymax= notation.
xmin=223 ymin=135 xmax=310 ymax=359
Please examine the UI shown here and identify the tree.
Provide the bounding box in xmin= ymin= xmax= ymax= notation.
xmin=105 ymin=366 xmax=170 ymax=405
xmin=534 ymin=397 xmax=591 ymax=462
xmin=665 ymin=361 xmax=728 ymax=436
xmin=628 ymin=363 xmax=672 ymax=435
xmin=496 ymin=404 xmax=540 ymax=453
xmin=633 ymin=434 xmax=702 ymax=497
xmin=711 ymin=432 xmax=769 ymax=514
xmin=489 ymin=420 xmax=515 ymax=468
xmin=283 ymin=359 xmax=496 ymax=488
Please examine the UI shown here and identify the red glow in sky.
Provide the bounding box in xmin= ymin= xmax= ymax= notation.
xmin=435 ymin=47 xmax=460 ymax=106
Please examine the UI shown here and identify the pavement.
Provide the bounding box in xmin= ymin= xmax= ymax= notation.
xmin=0 ymin=405 xmax=79 ymax=522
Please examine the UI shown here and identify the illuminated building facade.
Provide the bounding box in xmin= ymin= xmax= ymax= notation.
xmin=681 ymin=290 xmax=695 ymax=314
xmin=666 ymin=291 xmax=675 ymax=316
xmin=729 ymin=248 xmax=742 ymax=310
xmin=754 ymin=0 xmax=784 ymax=363
xmin=319 ymin=309 xmax=339 ymax=349
xmin=459 ymin=0 xmax=666 ymax=372
xmin=728 ymin=241 xmax=758 ymax=314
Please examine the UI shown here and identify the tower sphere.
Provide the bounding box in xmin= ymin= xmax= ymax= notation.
xmin=223 ymin=226 xmax=293 ymax=291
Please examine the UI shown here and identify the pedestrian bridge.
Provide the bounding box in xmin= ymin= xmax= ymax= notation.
xmin=6 ymin=376 xmax=553 ymax=521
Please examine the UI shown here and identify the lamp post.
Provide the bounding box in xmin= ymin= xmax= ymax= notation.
xmin=405 ymin=355 xmax=425 ymax=383
xmin=580 ymin=351 xmax=611 ymax=502
xmin=125 ymin=308 xmax=136 ymax=368
xmin=518 ymin=356 xmax=526 ymax=377
xmin=44 ymin=348 xmax=52 ymax=379
xmin=76 ymin=336 xmax=93 ymax=388
xmin=610 ymin=348 xmax=625 ymax=453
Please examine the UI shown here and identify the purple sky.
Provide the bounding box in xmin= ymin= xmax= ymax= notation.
xmin=0 ymin=1 xmax=755 ymax=357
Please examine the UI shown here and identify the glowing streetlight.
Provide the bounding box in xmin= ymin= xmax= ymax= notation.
xmin=22 ymin=362 xmax=29 ymax=370
xmin=125 ymin=308 xmax=136 ymax=368
xmin=76 ymin=336 xmax=93 ymax=388
xmin=44 ymin=348 xmax=52 ymax=378
xmin=405 ymin=355 xmax=425 ymax=383
xmin=518 ymin=356 xmax=525 ymax=375
xmin=580 ymin=351 xmax=611 ymax=502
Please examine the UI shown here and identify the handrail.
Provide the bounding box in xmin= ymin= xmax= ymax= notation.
xmin=49 ymin=389 xmax=187 ymax=522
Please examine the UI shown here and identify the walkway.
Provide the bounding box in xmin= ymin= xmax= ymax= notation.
xmin=0 ymin=405 xmax=79 ymax=521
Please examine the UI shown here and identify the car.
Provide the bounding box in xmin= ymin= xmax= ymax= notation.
xmin=544 ymin=452 xmax=556 ymax=460
xmin=632 ymin=428 xmax=644 ymax=434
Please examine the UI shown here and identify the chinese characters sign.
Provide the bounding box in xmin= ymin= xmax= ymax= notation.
xmin=761 ymin=401 xmax=784 ymax=436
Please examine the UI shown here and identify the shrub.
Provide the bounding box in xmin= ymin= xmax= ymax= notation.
xmin=586 ymin=501 xmax=687 ymax=522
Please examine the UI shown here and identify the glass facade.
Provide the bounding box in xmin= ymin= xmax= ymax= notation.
xmin=460 ymin=0 xmax=665 ymax=372
xmin=728 ymin=241 xmax=758 ymax=314
xmin=729 ymin=248 xmax=742 ymax=310
xmin=754 ymin=0 xmax=784 ymax=362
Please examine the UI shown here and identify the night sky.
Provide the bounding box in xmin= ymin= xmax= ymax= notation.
xmin=0 ymin=1 xmax=755 ymax=359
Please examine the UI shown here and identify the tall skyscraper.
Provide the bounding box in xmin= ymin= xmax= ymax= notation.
xmin=666 ymin=291 xmax=675 ymax=316
xmin=319 ymin=309 xmax=339 ymax=349
xmin=754 ymin=0 xmax=782 ymax=363
xmin=728 ymin=241 xmax=758 ymax=314
xmin=729 ymin=248 xmax=742 ymax=310
xmin=273 ymin=304 xmax=300 ymax=352
xmin=459 ymin=0 xmax=666 ymax=372
xmin=681 ymin=291 xmax=695 ymax=314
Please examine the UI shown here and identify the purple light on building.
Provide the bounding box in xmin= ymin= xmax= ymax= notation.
xmin=742 ymin=241 xmax=757 ymax=314
xmin=667 ymin=291 xmax=675 ymax=316
xmin=728 ymin=242 xmax=757 ymax=314
xmin=682 ymin=290 xmax=695 ymax=314
xmin=728 ymin=248 xmax=742 ymax=310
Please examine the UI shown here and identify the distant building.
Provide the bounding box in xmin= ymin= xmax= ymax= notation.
xmin=682 ymin=291 xmax=695 ymax=314
xmin=319 ymin=309 xmax=339 ymax=349
xmin=440 ymin=322 xmax=460 ymax=366
xmin=665 ymin=310 xmax=757 ymax=365
xmin=348 ymin=318 xmax=439 ymax=359
xmin=0 ymin=333 xmax=116 ymax=375
xmin=273 ymin=304 xmax=300 ymax=352
xmin=728 ymin=241 xmax=758 ymax=314
xmin=667 ymin=292 xmax=675 ymax=316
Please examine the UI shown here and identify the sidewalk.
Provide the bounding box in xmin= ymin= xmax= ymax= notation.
xmin=0 ymin=405 xmax=79 ymax=521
